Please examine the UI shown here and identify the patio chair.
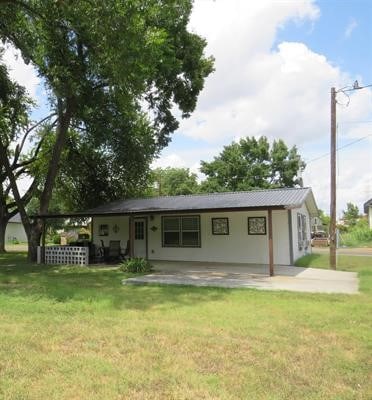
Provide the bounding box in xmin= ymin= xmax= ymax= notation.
xmin=107 ymin=240 xmax=122 ymax=263
xmin=122 ymin=239 xmax=130 ymax=260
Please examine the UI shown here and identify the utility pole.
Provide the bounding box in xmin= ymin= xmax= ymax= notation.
xmin=330 ymin=87 xmax=337 ymax=270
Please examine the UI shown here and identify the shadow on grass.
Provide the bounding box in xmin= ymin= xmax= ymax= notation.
xmin=0 ymin=252 xmax=229 ymax=311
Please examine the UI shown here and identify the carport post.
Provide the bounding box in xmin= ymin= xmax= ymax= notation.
xmin=129 ymin=215 xmax=135 ymax=258
xmin=41 ymin=218 xmax=46 ymax=264
xmin=268 ymin=209 xmax=274 ymax=276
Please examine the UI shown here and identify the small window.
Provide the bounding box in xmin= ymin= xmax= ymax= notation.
xmin=134 ymin=221 xmax=145 ymax=240
xmin=162 ymin=215 xmax=200 ymax=247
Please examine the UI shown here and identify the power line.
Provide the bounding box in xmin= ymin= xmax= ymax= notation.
xmin=306 ymin=133 xmax=372 ymax=164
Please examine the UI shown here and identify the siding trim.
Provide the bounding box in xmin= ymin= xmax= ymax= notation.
xmin=288 ymin=210 xmax=294 ymax=265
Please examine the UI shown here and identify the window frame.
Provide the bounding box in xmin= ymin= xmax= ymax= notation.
xmin=297 ymin=213 xmax=308 ymax=250
xmin=162 ymin=215 xmax=201 ymax=248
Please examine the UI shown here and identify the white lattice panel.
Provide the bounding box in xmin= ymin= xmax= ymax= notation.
xmin=42 ymin=246 xmax=89 ymax=265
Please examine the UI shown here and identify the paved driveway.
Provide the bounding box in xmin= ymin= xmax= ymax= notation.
xmin=122 ymin=260 xmax=358 ymax=294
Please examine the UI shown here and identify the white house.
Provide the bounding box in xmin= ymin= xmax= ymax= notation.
xmin=6 ymin=213 xmax=27 ymax=243
xmin=75 ymin=187 xmax=317 ymax=271
xmin=364 ymin=198 xmax=372 ymax=228
xmin=37 ymin=188 xmax=318 ymax=272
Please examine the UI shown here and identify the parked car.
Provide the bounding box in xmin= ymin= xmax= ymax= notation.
xmin=311 ymin=231 xmax=329 ymax=247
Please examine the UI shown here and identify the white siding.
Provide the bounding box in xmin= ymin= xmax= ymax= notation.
xmin=92 ymin=216 xmax=130 ymax=249
xmin=368 ymin=206 xmax=372 ymax=228
xmin=149 ymin=210 xmax=290 ymax=265
xmin=92 ymin=210 xmax=295 ymax=265
xmin=6 ymin=222 xmax=27 ymax=243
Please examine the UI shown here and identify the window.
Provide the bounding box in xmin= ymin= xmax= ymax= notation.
xmin=162 ymin=215 xmax=200 ymax=247
xmin=134 ymin=221 xmax=144 ymax=240
xmin=297 ymin=213 xmax=308 ymax=250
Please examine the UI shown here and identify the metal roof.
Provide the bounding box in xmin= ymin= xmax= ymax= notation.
xmin=9 ymin=213 xmax=22 ymax=223
xmin=51 ymin=187 xmax=317 ymax=218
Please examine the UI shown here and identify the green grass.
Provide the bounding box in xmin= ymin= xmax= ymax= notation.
xmin=0 ymin=252 xmax=371 ymax=399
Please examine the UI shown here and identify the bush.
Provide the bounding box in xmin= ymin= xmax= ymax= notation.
xmin=339 ymin=220 xmax=372 ymax=247
xmin=52 ymin=234 xmax=61 ymax=244
xmin=119 ymin=258 xmax=153 ymax=273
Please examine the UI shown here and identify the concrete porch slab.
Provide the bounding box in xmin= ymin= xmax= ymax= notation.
xmin=122 ymin=260 xmax=359 ymax=294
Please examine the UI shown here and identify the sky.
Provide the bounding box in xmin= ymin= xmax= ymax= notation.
xmin=3 ymin=0 xmax=372 ymax=217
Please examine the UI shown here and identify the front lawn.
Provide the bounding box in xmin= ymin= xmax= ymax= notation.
xmin=0 ymin=252 xmax=371 ymax=399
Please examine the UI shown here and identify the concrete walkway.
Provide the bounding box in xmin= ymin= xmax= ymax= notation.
xmin=122 ymin=260 xmax=359 ymax=294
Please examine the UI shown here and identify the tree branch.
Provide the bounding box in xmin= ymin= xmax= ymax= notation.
xmin=13 ymin=114 xmax=57 ymax=166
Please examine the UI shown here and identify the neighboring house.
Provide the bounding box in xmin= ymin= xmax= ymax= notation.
xmin=64 ymin=187 xmax=317 ymax=267
xmin=364 ymin=198 xmax=372 ymax=228
xmin=6 ymin=213 xmax=27 ymax=243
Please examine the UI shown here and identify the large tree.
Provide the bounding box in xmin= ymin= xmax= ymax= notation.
xmin=0 ymin=0 xmax=213 ymax=260
xmin=200 ymin=136 xmax=305 ymax=192
xmin=151 ymin=167 xmax=200 ymax=196
xmin=0 ymin=58 xmax=50 ymax=252
xmin=342 ymin=203 xmax=360 ymax=228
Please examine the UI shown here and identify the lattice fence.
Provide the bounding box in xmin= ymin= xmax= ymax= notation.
xmin=38 ymin=246 xmax=89 ymax=265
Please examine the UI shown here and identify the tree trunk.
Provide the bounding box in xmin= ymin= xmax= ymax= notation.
xmin=1 ymin=97 xmax=74 ymax=262
xmin=27 ymin=221 xmax=42 ymax=262
xmin=0 ymin=217 xmax=6 ymax=253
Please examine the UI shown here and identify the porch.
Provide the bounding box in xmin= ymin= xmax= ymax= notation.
xmin=123 ymin=260 xmax=359 ymax=294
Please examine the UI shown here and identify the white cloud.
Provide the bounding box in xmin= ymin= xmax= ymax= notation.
xmin=153 ymin=0 xmax=372 ymax=216
xmin=344 ymin=18 xmax=358 ymax=38
xmin=2 ymin=45 xmax=40 ymax=101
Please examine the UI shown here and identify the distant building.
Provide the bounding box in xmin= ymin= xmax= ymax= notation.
xmin=6 ymin=214 xmax=27 ymax=243
xmin=364 ymin=199 xmax=372 ymax=228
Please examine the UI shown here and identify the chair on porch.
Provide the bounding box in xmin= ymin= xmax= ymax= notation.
xmin=107 ymin=240 xmax=122 ymax=263
xmin=122 ymin=239 xmax=130 ymax=260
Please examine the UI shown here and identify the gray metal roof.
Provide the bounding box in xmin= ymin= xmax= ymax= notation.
xmin=78 ymin=187 xmax=318 ymax=217
xmin=9 ymin=213 xmax=22 ymax=223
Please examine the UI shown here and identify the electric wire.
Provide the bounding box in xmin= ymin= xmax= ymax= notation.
xmin=305 ymin=133 xmax=372 ymax=164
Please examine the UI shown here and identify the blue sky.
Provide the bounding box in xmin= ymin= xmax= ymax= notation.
xmin=152 ymin=0 xmax=372 ymax=216
xmin=276 ymin=0 xmax=372 ymax=82
xmin=3 ymin=0 xmax=372 ymax=216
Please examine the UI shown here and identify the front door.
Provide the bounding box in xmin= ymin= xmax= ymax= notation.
xmin=133 ymin=218 xmax=147 ymax=258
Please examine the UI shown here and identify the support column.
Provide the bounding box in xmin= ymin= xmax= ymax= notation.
xmin=129 ymin=216 xmax=135 ymax=258
xmin=41 ymin=218 xmax=46 ymax=264
xmin=268 ymin=209 xmax=274 ymax=276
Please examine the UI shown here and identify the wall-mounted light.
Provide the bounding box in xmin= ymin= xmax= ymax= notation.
xmin=150 ymin=226 xmax=158 ymax=232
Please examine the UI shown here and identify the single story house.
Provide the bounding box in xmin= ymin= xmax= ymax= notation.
xmin=38 ymin=187 xmax=318 ymax=274
xmin=6 ymin=213 xmax=27 ymax=243
xmin=364 ymin=198 xmax=372 ymax=228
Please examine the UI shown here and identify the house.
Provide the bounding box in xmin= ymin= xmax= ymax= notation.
xmin=364 ymin=198 xmax=372 ymax=228
xmin=6 ymin=213 xmax=27 ymax=243
xmin=40 ymin=187 xmax=317 ymax=271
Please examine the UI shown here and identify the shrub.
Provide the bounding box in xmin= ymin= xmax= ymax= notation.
xmin=52 ymin=234 xmax=61 ymax=244
xmin=119 ymin=258 xmax=153 ymax=273
xmin=339 ymin=220 xmax=372 ymax=247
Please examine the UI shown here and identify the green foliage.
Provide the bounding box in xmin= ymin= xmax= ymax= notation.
xmin=342 ymin=202 xmax=360 ymax=227
xmin=0 ymin=1 xmax=214 ymax=259
xmin=120 ymin=257 xmax=153 ymax=273
xmin=51 ymin=234 xmax=61 ymax=245
xmin=200 ymin=136 xmax=305 ymax=192
xmin=339 ymin=218 xmax=372 ymax=247
xmin=150 ymin=167 xmax=200 ymax=196
xmin=317 ymin=209 xmax=330 ymax=232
